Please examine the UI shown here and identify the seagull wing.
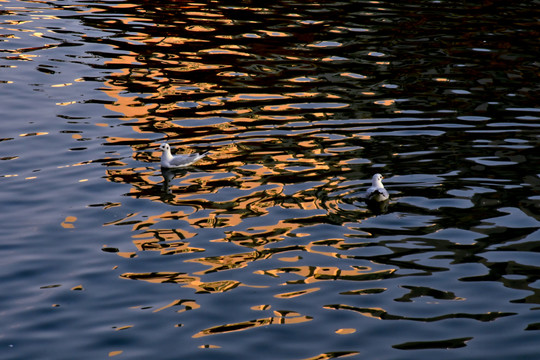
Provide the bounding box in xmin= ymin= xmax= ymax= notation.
xmin=169 ymin=155 xmax=195 ymax=167
xmin=365 ymin=186 xmax=376 ymax=197
xmin=378 ymin=187 xmax=389 ymax=199
xmin=169 ymin=152 xmax=208 ymax=167
xmin=366 ymin=186 xmax=389 ymax=201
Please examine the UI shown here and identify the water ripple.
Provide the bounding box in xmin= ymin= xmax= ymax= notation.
xmin=2 ymin=0 xmax=540 ymax=359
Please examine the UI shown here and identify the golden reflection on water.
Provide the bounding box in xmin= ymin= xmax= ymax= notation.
xmin=255 ymin=266 xmax=395 ymax=284
xmin=61 ymin=216 xmax=77 ymax=229
xmin=152 ymin=299 xmax=200 ymax=313
xmin=133 ymin=229 xmax=203 ymax=255
xmin=112 ymin=192 xmax=396 ymax=293
xmin=192 ymin=311 xmax=312 ymax=338
xmin=302 ymin=351 xmax=360 ymax=360
xmin=104 ymin=150 xmax=390 ymax=296
xmin=324 ymin=303 xmax=514 ymax=323
xmin=120 ymin=271 xmax=266 ymax=294
xmin=275 ymin=287 xmax=320 ymax=299
xmin=19 ymin=131 xmax=49 ymax=137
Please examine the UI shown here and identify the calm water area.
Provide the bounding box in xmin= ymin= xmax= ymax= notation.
xmin=1 ymin=0 xmax=540 ymax=359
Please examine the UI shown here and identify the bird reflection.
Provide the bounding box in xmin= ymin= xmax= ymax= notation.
xmin=366 ymin=198 xmax=389 ymax=214
xmin=161 ymin=167 xmax=188 ymax=194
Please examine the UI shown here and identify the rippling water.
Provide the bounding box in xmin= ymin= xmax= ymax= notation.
xmin=2 ymin=0 xmax=540 ymax=359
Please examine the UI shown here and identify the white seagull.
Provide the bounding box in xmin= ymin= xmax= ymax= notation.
xmin=159 ymin=143 xmax=208 ymax=168
xmin=365 ymin=173 xmax=389 ymax=202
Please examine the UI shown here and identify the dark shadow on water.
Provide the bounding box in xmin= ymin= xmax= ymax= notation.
xmin=161 ymin=167 xmax=188 ymax=195
xmin=366 ymin=198 xmax=389 ymax=215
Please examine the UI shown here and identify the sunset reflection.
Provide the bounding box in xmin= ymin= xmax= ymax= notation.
xmin=255 ymin=266 xmax=395 ymax=284
xmin=3 ymin=0 xmax=540 ymax=358
xmin=120 ymin=271 xmax=260 ymax=293
xmin=192 ymin=312 xmax=312 ymax=338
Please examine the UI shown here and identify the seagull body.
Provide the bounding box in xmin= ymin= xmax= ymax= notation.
xmin=365 ymin=173 xmax=389 ymax=202
xmin=159 ymin=143 xmax=208 ymax=168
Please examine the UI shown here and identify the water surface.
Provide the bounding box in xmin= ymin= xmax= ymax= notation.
xmin=1 ymin=0 xmax=540 ymax=359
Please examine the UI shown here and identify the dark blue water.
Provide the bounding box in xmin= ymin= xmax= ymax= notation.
xmin=1 ymin=0 xmax=540 ymax=359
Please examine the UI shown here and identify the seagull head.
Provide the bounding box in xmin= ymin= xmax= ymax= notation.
xmin=372 ymin=173 xmax=384 ymax=187
xmin=159 ymin=143 xmax=170 ymax=152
